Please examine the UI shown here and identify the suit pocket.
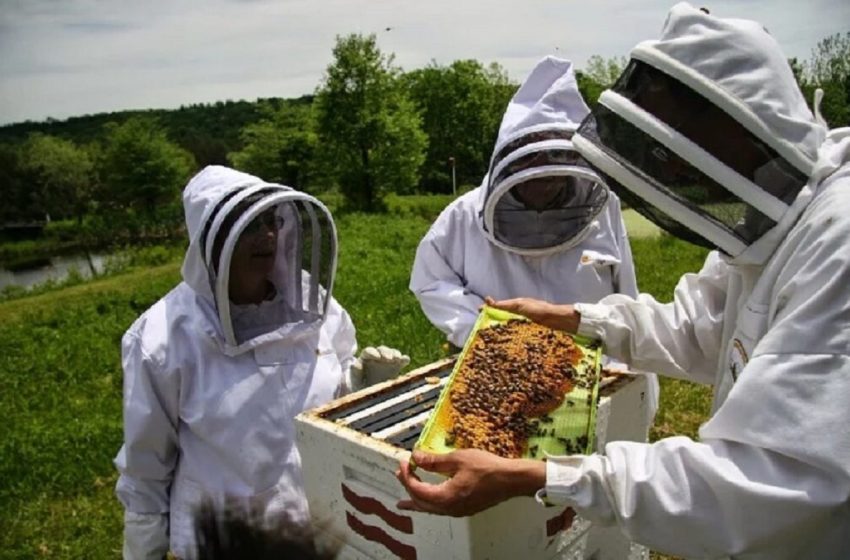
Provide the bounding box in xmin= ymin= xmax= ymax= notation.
xmin=737 ymin=303 xmax=769 ymax=342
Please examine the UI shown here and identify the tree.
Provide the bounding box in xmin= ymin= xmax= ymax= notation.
xmin=19 ymin=133 xmax=95 ymax=224
xmin=314 ymin=34 xmax=427 ymax=211
xmin=97 ymin=117 xmax=195 ymax=229
xmin=181 ymin=133 xmax=229 ymax=168
xmin=0 ymin=143 xmax=39 ymax=225
xmin=404 ymin=60 xmax=517 ymax=193
xmin=584 ymin=55 xmax=628 ymax=87
xmin=228 ymin=102 xmax=321 ymax=191
xmin=576 ymin=55 xmax=627 ymax=108
xmin=805 ymin=32 xmax=850 ymax=127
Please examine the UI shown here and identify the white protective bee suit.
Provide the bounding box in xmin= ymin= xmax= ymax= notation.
xmin=411 ymin=57 xmax=640 ymax=349
xmin=540 ymin=4 xmax=850 ymax=558
xmin=114 ymin=166 xmax=357 ymax=559
xmin=410 ymin=56 xmax=658 ymax=428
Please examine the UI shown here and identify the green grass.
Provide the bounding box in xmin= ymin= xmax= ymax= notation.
xmin=0 ymin=205 xmax=711 ymax=558
xmin=623 ymin=208 xmax=661 ymax=239
xmin=333 ymin=213 xmax=447 ymax=366
xmin=0 ymin=264 xmax=181 ymax=558
xmin=630 ymin=234 xmax=713 ymax=442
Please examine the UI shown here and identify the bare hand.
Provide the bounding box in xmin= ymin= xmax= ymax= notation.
xmin=395 ymin=449 xmax=545 ymax=517
xmin=485 ymin=296 xmax=580 ymax=333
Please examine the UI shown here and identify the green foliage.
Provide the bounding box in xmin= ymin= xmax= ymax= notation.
xmin=97 ymin=117 xmax=195 ymax=221
xmin=805 ymin=32 xmax=850 ymax=127
xmin=403 ymin=60 xmax=517 ymax=193
xmin=371 ymin=94 xmax=428 ymax=197
xmin=19 ymin=133 xmax=95 ymax=223
xmin=229 ymin=102 xmax=323 ymax=191
xmin=575 ymin=71 xmax=605 ymax=109
xmin=316 ymin=191 xmax=344 ymax=214
xmin=0 ymin=98 xmax=284 ymax=168
xmin=43 ymin=219 xmax=81 ymax=242
xmin=576 ymin=55 xmax=627 ymax=108
xmin=2 ymin=32 xmax=845 ymax=233
xmin=315 ymin=34 xmax=427 ymax=211
xmin=792 ymin=33 xmax=850 ymax=128
xmin=383 ymin=192 xmax=455 ymax=221
xmin=0 ymin=142 xmax=36 ymax=223
xmin=584 ymin=55 xmax=628 ymax=88
xmin=0 ymin=283 xmax=27 ymax=302
xmin=0 ymin=238 xmax=65 ymax=269
xmin=114 ymin=244 xmax=185 ymax=268
xmin=807 ymin=32 xmax=850 ymax=86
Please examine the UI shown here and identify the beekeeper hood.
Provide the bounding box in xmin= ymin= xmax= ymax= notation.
xmin=480 ymin=56 xmax=609 ymax=256
xmin=181 ymin=165 xmax=337 ymax=353
xmin=573 ymin=2 xmax=829 ymax=265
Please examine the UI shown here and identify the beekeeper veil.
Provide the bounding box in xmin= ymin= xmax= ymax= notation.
xmin=573 ymin=3 xmax=828 ymax=265
xmin=480 ymin=56 xmax=609 ymax=256
xmin=182 ymin=166 xmax=337 ymax=351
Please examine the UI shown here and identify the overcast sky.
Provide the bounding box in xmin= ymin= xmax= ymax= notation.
xmin=1 ymin=0 xmax=847 ymax=125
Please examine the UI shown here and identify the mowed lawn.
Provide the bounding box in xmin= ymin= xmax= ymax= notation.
xmin=0 ymin=205 xmax=709 ymax=558
xmin=623 ymin=208 xmax=662 ymax=239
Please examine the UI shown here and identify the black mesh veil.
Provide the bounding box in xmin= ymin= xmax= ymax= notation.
xmin=482 ymin=128 xmax=609 ymax=254
xmin=204 ymin=189 xmax=337 ymax=347
xmin=573 ymin=59 xmax=809 ymax=254
xmin=614 ymin=61 xmax=808 ymax=203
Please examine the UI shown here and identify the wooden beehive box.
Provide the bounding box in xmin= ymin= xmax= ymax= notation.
xmin=295 ymin=356 xmax=650 ymax=560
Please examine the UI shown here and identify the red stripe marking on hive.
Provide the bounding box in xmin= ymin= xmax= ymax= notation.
xmin=346 ymin=511 xmax=417 ymax=560
xmin=546 ymin=507 xmax=576 ymax=537
xmin=341 ymin=483 xmax=414 ymax=534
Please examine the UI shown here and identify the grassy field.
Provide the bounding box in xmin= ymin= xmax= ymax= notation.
xmin=622 ymin=208 xmax=661 ymax=239
xmin=0 ymin=204 xmax=709 ymax=558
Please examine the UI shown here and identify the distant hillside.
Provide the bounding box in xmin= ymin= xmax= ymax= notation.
xmin=0 ymin=94 xmax=314 ymax=167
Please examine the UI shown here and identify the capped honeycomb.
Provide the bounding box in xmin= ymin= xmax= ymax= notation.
xmin=445 ymin=319 xmax=589 ymax=458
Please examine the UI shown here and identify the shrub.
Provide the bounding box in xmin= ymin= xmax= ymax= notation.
xmin=384 ymin=193 xmax=456 ymax=221
xmin=43 ymin=219 xmax=81 ymax=242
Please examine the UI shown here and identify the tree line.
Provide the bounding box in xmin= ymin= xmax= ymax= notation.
xmin=1 ymin=32 xmax=847 ymax=243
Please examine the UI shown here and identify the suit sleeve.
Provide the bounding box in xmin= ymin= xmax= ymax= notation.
xmin=612 ymin=209 xmax=638 ymax=298
xmin=410 ymin=215 xmax=483 ymax=348
xmin=544 ymin=181 xmax=850 ymax=558
xmin=114 ymin=330 xmax=179 ymax=557
xmin=328 ymin=299 xmax=358 ymax=393
xmin=576 ymin=251 xmax=730 ymax=385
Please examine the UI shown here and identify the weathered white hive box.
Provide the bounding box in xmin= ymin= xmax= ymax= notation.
xmin=295 ymin=357 xmax=650 ymax=560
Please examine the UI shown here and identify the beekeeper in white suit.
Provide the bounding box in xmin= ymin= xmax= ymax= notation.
xmin=410 ymin=56 xmax=659 ymax=417
xmin=411 ymin=56 xmax=639 ymax=348
xmin=398 ymin=4 xmax=850 ymax=558
xmin=115 ymin=165 xmax=408 ymax=560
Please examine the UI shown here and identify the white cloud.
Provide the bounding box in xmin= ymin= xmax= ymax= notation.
xmin=1 ymin=0 xmax=847 ymax=124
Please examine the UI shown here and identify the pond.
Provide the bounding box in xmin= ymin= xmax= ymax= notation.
xmin=0 ymin=252 xmax=110 ymax=292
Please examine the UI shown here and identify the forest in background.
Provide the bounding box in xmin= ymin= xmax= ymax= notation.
xmin=0 ymin=32 xmax=847 ymax=255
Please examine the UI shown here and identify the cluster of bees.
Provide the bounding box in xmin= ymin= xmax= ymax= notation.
xmin=445 ymin=319 xmax=587 ymax=458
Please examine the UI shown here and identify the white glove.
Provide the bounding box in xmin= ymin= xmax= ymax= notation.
xmin=350 ymin=345 xmax=411 ymax=390
xmin=123 ymin=511 xmax=169 ymax=560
